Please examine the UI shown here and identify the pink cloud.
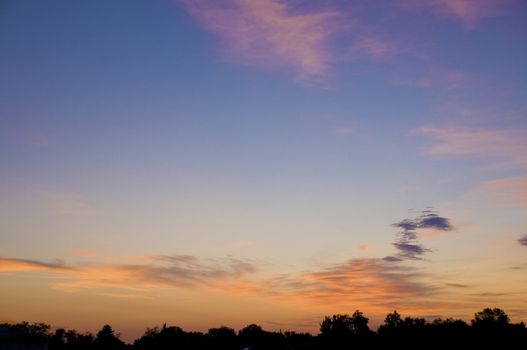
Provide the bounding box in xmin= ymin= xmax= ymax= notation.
xmin=348 ymin=36 xmax=395 ymax=60
xmin=432 ymin=0 xmax=510 ymax=27
xmin=418 ymin=127 xmax=527 ymax=170
xmin=477 ymin=177 xmax=527 ymax=207
xmin=357 ymin=244 xmax=373 ymax=253
xmin=180 ymin=0 xmax=339 ymax=84
xmin=400 ymin=0 xmax=514 ymax=28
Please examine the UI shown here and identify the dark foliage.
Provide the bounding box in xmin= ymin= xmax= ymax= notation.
xmin=1 ymin=307 xmax=526 ymax=350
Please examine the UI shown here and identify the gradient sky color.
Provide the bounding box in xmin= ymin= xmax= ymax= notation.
xmin=1 ymin=0 xmax=527 ymax=342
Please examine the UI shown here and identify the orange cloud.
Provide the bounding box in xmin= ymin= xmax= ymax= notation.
xmin=2 ymin=253 xmax=512 ymax=322
xmin=95 ymin=292 xmax=155 ymax=300
xmin=263 ymin=258 xmax=454 ymax=316
xmin=357 ymin=244 xmax=372 ymax=253
xmin=180 ymin=0 xmax=339 ymax=84
xmin=0 ymin=257 xmax=71 ymax=273
xmin=0 ymin=255 xmax=447 ymax=311
xmin=0 ymin=255 xmax=258 ymax=293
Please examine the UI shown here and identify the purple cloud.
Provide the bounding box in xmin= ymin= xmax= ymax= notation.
xmin=389 ymin=209 xmax=454 ymax=261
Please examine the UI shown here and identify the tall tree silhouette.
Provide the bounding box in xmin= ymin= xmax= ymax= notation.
xmin=94 ymin=324 xmax=126 ymax=350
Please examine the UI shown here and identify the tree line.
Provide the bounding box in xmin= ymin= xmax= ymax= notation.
xmin=1 ymin=308 xmax=526 ymax=349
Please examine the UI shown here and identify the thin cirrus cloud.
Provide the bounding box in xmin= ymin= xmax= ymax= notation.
xmin=418 ymin=127 xmax=527 ymax=170
xmin=0 ymin=209 xmax=457 ymax=308
xmin=0 ymin=257 xmax=71 ymax=273
xmin=242 ymin=209 xmax=455 ymax=311
xmin=346 ymin=36 xmax=395 ymax=61
xmin=476 ymin=177 xmax=527 ymax=208
xmin=175 ymin=0 xmax=518 ymax=85
xmin=1 ymin=254 xmax=438 ymax=311
xmin=419 ymin=126 xmax=527 ymax=208
xmin=266 ymin=257 xmax=446 ymax=314
xmin=0 ymin=255 xmax=442 ymax=310
xmin=0 ymin=255 xmax=257 ymax=293
xmin=0 ymin=210 xmax=461 ymax=312
xmin=399 ymin=0 xmax=515 ymax=28
xmin=179 ymin=0 xmax=340 ymax=83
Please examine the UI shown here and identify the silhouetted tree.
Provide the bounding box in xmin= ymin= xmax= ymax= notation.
xmin=320 ymin=314 xmax=354 ymax=338
xmin=472 ymin=308 xmax=510 ymax=327
xmin=350 ymin=310 xmax=372 ymax=335
xmin=238 ymin=324 xmax=287 ymax=350
xmin=66 ymin=330 xmax=95 ymax=350
xmin=284 ymin=331 xmax=316 ymax=350
xmin=49 ymin=328 xmax=67 ymax=350
xmin=206 ymin=326 xmax=237 ymax=350
xmin=0 ymin=322 xmax=50 ymax=349
xmin=134 ymin=324 xmax=190 ymax=350
xmin=4 ymin=307 xmax=527 ymax=350
xmin=94 ymin=324 xmax=125 ymax=350
xmin=378 ymin=310 xmax=403 ymax=336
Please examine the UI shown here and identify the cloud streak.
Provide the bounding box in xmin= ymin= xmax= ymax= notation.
xmin=180 ymin=0 xmax=339 ymax=83
xmin=265 ymin=257 xmax=445 ymax=314
xmin=0 ymin=255 xmax=257 ymax=292
xmin=519 ymin=234 xmax=527 ymax=246
xmin=0 ymin=257 xmax=72 ymax=273
xmin=477 ymin=177 xmax=527 ymax=208
xmin=418 ymin=127 xmax=527 ymax=170
xmin=0 ymin=210 xmax=458 ymax=314
xmin=400 ymin=0 xmax=515 ymax=28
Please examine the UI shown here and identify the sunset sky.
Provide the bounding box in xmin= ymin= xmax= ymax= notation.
xmin=1 ymin=0 xmax=527 ymax=342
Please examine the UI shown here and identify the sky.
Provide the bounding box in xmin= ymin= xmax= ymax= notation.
xmin=1 ymin=0 xmax=527 ymax=342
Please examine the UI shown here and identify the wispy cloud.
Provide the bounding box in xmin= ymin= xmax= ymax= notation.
xmin=357 ymin=244 xmax=373 ymax=253
xmin=0 ymin=208 xmax=464 ymax=316
xmin=0 ymin=210 xmax=460 ymax=315
xmin=419 ymin=126 xmax=527 ymax=208
xmin=347 ymin=36 xmax=395 ymax=61
xmin=95 ymin=292 xmax=155 ymax=300
xmin=180 ymin=0 xmax=340 ymax=84
xmin=477 ymin=177 xmax=527 ymax=207
xmin=399 ymin=0 xmax=515 ymax=28
xmin=0 ymin=257 xmax=71 ymax=273
xmin=267 ymin=257 xmax=444 ymax=313
xmin=433 ymin=0 xmax=514 ymax=27
xmin=519 ymin=234 xmax=527 ymax=246
xmin=418 ymin=127 xmax=527 ymax=170
xmin=0 ymin=255 xmax=257 ymax=292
